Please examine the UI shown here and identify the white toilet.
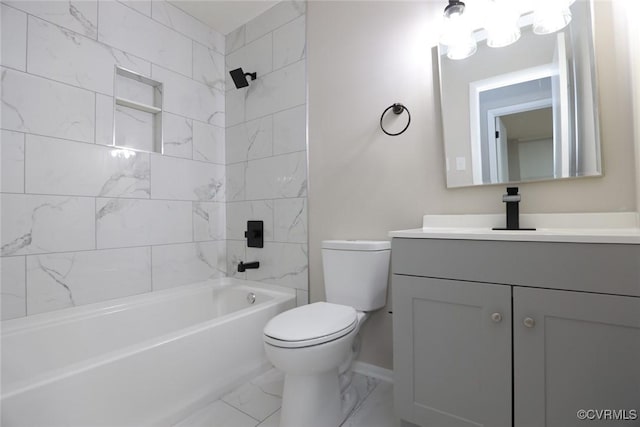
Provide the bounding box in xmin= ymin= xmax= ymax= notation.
xmin=263 ymin=240 xmax=391 ymax=427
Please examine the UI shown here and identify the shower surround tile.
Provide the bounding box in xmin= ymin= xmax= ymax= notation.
xmin=225 ymin=162 xmax=247 ymax=202
xmin=245 ymin=60 xmax=306 ymax=121
xmin=150 ymin=155 xmax=225 ymax=201
xmin=193 ymin=121 xmax=225 ymax=164
xmin=26 ymin=247 xmax=151 ymax=315
xmin=162 ymin=113 xmax=193 ymax=159
xmin=152 ymin=65 xmax=225 ymax=127
xmin=98 ymin=0 xmax=191 ymax=77
xmin=1 ymin=67 xmax=95 ymax=143
xmin=244 ymin=0 xmax=305 ymax=44
xmin=273 ymin=15 xmax=306 ymax=70
xmin=27 ymin=16 xmax=150 ymax=96
xmin=226 ymin=116 xmax=273 ymax=164
xmin=226 ymin=240 xmax=246 ymax=280
xmin=193 ymin=42 xmax=226 ymax=92
xmin=245 ymin=152 xmax=307 ymax=200
xmin=225 ymin=87 xmax=247 ymax=128
xmin=226 ymin=201 xmax=274 ymax=241
xmin=226 ymin=25 xmax=245 ymax=54
xmin=273 ymin=105 xmax=306 ymax=155
xmin=119 ymin=0 xmax=151 ymax=17
xmin=1 ymin=4 xmax=27 ymax=71
xmin=1 ymin=130 xmax=25 ymax=193
xmin=25 ymin=135 xmax=150 ymax=198
xmin=95 ymin=94 xmax=115 ymax=146
xmin=4 ymin=0 xmax=98 ymax=39
xmin=96 ymin=198 xmax=192 ymax=248
xmin=151 ymin=1 xmax=225 ymax=54
xmin=225 ymin=34 xmax=273 ymax=91
xmin=274 ymin=198 xmax=307 ymax=243
xmin=247 ymin=242 xmax=308 ymax=291
xmin=1 ymin=194 xmax=95 ymax=256
xmin=1 ymin=256 xmax=26 ymax=320
xmin=193 ymin=202 xmax=226 ymax=241
xmin=151 ymin=242 xmax=225 ymax=290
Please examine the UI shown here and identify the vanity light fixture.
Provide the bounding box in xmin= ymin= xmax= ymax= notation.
xmin=439 ymin=0 xmax=576 ymax=59
xmin=532 ymin=0 xmax=573 ymax=35
xmin=485 ymin=0 xmax=521 ymax=48
xmin=440 ymin=0 xmax=477 ymax=60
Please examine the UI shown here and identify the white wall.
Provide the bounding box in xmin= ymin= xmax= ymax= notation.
xmin=224 ymin=0 xmax=308 ymax=305
xmin=308 ymin=0 xmax=637 ymax=369
xmin=1 ymin=0 xmax=226 ymax=319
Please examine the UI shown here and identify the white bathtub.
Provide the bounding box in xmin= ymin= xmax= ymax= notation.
xmin=1 ymin=278 xmax=295 ymax=426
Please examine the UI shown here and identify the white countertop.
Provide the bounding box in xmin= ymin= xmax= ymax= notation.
xmin=389 ymin=213 xmax=640 ymax=244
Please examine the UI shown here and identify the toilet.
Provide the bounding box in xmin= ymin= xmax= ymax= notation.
xmin=263 ymin=240 xmax=391 ymax=427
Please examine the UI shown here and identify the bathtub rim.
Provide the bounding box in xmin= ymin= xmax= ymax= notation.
xmin=2 ymin=278 xmax=295 ymax=400
xmin=1 ymin=277 xmax=295 ymax=336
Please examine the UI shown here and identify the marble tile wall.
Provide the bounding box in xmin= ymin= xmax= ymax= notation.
xmin=224 ymin=1 xmax=308 ymax=305
xmin=0 ymin=0 xmax=227 ymax=319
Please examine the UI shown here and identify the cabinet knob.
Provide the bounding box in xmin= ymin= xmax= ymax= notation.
xmin=491 ymin=312 xmax=502 ymax=323
xmin=523 ymin=317 xmax=535 ymax=328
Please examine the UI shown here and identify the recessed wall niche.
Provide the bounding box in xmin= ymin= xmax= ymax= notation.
xmin=113 ymin=66 xmax=163 ymax=153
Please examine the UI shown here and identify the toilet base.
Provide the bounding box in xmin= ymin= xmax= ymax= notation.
xmin=280 ymin=370 xmax=342 ymax=427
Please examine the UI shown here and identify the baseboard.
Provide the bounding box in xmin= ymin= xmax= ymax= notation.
xmin=352 ymin=361 xmax=394 ymax=383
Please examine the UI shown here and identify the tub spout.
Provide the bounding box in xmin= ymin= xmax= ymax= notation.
xmin=238 ymin=261 xmax=259 ymax=272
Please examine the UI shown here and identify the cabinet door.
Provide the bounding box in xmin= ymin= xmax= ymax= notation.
xmin=393 ymin=275 xmax=512 ymax=427
xmin=514 ymin=287 xmax=640 ymax=427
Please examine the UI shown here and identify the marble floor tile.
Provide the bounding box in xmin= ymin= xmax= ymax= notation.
xmin=222 ymin=368 xmax=284 ymax=422
xmin=175 ymin=369 xmax=397 ymax=427
xmin=342 ymin=381 xmax=400 ymax=427
xmin=257 ymin=409 xmax=280 ymax=427
xmin=173 ymin=400 xmax=258 ymax=427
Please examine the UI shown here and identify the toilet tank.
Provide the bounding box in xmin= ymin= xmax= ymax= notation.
xmin=322 ymin=240 xmax=391 ymax=311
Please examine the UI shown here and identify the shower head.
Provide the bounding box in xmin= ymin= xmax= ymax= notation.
xmin=229 ymin=67 xmax=257 ymax=89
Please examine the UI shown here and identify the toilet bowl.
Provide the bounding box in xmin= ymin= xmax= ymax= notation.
xmin=263 ymin=240 xmax=390 ymax=427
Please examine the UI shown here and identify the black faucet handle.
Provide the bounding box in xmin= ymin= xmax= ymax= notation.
xmin=503 ymin=186 xmax=521 ymax=203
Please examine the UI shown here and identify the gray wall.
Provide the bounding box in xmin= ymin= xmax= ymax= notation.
xmin=308 ymin=0 xmax=637 ymax=370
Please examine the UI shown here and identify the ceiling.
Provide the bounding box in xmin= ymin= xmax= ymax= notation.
xmin=169 ymin=0 xmax=279 ymax=35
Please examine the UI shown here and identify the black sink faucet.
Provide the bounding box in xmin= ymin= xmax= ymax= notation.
xmin=238 ymin=261 xmax=260 ymax=272
xmin=503 ymin=187 xmax=521 ymax=230
xmin=492 ymin=187 xmax=535 ymax=231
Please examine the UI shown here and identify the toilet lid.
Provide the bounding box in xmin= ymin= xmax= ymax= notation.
xmin=264 ymin=302 xmax=357 ymax=348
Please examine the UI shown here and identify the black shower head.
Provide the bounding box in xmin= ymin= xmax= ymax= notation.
xmin=229 ymin=67 xmax=257 ymax=89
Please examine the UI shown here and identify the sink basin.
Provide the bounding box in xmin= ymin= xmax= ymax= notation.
xmin=389 ymin=213 xmax=640 ymax=244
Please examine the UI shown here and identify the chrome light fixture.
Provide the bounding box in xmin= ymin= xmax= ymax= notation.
xmin=439 ymin=0 xmax=576 ymax=60
xmin=485 ymin=0 xmax=521 ymax=48
xmin=440 ymin=0 xmax=477 ymax=60
xmin=533 ymin=0 xmax=574 ymax=35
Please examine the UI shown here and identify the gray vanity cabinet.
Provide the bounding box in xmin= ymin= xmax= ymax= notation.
xmin=392 ymin=238 xmax=640 ymax=427
xmin=513 ymin=287 xmax=640 ymax=427
xmin=393 ymin=275 xmax=512 ymax=427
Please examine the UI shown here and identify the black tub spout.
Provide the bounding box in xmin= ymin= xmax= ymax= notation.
xmin=238 ymin=261 xmax=260 ymax=272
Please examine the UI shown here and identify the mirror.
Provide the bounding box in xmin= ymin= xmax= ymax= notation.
xmin=438 ymin=0 xmax=601 ymax=188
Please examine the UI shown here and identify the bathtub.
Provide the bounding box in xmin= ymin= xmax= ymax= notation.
xmin=1 ymin=278 xmax=296 ymax=426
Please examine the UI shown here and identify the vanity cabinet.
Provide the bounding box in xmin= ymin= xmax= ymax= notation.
xmin=392 ymin=238 xmax=640 ymax=427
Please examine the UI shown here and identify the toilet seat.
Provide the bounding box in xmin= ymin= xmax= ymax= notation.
xmin=264 ymin=302 xmax=358 ymax=349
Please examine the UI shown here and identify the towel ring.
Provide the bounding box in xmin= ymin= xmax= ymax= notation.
xmin=380 ymin=103 xmax=411 ymax=136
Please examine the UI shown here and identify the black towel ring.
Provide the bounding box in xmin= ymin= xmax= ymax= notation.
xmin=380 ymin=103 xmax=411 ymax=136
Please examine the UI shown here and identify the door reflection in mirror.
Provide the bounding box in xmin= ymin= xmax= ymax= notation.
xmin=438 ymin=0 xmax=601 ymax=188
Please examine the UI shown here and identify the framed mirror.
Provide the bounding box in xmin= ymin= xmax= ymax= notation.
xmin=438 ymin=0 xmax=601 ymax=188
